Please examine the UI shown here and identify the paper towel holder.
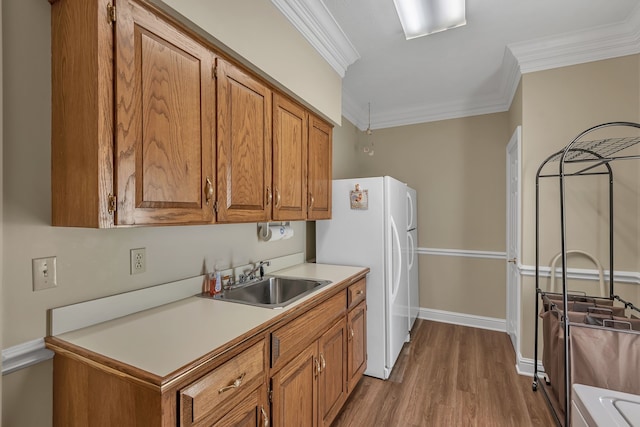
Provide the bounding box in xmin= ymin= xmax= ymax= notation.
xmin=257 ymin=222 xmax=290 ymax=241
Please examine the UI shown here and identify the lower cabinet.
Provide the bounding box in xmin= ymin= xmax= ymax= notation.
xmin=271 ymin=317 xmax=347 ymax=427
xmin=318 ymin=318 xmax=348 ymax=427
xmin=270 ymin=341 xmax=319 ymax=426
xmin=47 ymin=275 xmax=367 ymax=427
xmin=347 ymin=300 xmax=367 ymax=394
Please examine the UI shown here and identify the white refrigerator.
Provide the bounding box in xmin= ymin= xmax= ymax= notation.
xmin=316 ymin=176 xmax=409 ymax=380
xmin=407 ymin=186 xmax=419 ymax=332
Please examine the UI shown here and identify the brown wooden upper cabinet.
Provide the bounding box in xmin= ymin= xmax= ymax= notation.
xmin=114 ymin=0 xmax=216 ymax=225
xmin=272 ymin=94 xmax=308 ymax=221
xmin=216 ymin=59 xmax=272 ymax=223
xmin=50 ymin=0 xmax=332 ymax=227
xmin=308 ymin=115 xmax=333 ymax=220
xmin=51 ymin=0 xmax=216 ymax=227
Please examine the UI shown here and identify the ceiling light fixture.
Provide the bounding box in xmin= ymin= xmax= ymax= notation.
xmin=393 ymin=0 xmax=466 ymax=40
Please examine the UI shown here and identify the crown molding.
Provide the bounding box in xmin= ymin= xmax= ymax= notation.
xmin=499 ymin=47 xmax=522 ymax=113
xmin=278 ymin=1 xmax=640 ymax=129
xmin=508 ymin=3 xmax=640 ymax=74
xmin=373 ymin=96 xmax=509 ymax=130
xmin=270 ymin=0 xmax=359 ymax=77
xmin=343 ymin=90 xmax=512 ymax=131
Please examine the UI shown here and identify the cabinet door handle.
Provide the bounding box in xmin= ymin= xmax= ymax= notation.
xmin=266 ymin=187 xmax=273 ymax=205
xmin=308 ymin=193 xmax=315 ymax=209
xmin=274 ymin=187 xmax=281 ymax=208
xmin=218 ymin=372 xmax=245 ymax=394
xmin=205 ymin=177 xmax=214 ymax=206
xmin=350 ymin=327 xmax=354 ymax=339
xmin=261 ymin=405 xmax=269 ymax=427
xmin=314 ymin=357 xmax=320 ymax=377
xmin=320 ymin=353 xmax=326 ymax=372
xmin=356 ymin=290 xmax=364 ymax=295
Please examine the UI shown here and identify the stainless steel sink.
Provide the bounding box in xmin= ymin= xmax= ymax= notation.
xmin=210 ymin=276 xmax=332 ymax=308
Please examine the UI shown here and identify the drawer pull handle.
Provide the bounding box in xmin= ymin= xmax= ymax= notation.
xmin=261 ymin=405 xmax=269 ymax=427
xmin=356 ymin=290 xmax=364 ymax=295
xmin=218 ymin=372 xmax=246 ymax=394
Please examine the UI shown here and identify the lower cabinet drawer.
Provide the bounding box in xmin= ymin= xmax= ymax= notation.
xmin=347 ymin=278 xmax=366 ymax=309
xmin=180 ymin=340 xmax=265 ymax=426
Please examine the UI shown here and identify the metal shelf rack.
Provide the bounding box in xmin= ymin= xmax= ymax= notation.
xmin=533 ymin=121 xmax=640 ymax=427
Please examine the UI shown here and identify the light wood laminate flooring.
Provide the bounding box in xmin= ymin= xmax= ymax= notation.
xmin=333 ymin=320 xmax=555 ymax=426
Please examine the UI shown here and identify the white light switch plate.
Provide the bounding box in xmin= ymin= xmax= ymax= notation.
xmin=32 ymin=256 xmax=57 ymax=291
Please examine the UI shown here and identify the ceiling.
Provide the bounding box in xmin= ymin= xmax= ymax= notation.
xmin=271 ymin=0 xmax=640 ymax=130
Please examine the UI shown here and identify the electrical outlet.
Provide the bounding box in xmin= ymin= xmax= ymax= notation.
xmin=32 ymin=256 xmax=57 ymax=291
xmin=130 ymin=248 xmax=146 ymax=275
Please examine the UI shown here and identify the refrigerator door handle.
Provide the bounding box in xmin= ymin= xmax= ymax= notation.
xmin=406 ymin=192 xmax=414 ymax=230
xmin=407 ymin=232 xmax=415 ymax=270
xmin=390 ymin=217 xmax=402 ymax=299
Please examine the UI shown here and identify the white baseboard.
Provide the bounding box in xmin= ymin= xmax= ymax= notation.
xmin=516 ymin=352 xmax=545 ymax=378
xmin=418 ymin=307 xmax=506 ymax=332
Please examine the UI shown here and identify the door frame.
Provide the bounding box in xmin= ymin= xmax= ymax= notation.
xmin=506 ymin=126 xmax=522 ymax=354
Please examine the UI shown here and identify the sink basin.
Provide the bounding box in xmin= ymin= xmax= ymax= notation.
xmin=210 ymin=276 xmax=332 ymax=308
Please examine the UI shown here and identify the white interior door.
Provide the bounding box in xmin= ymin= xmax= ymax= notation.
xmin=506 ymin=127 xmax=521 ymax=352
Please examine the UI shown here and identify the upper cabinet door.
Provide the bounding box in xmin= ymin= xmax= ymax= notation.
xmin=114 ymin=0 xmax=216 ymax=225
xmin=308 ymin=115 xmax=333 ymax=220
xmin=273 ymin=94 xmax=308 ymax=221
xmin=216 ymin=59 xmax=272 ymax=223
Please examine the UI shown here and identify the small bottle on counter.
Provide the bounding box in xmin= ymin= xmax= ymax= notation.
xmin=215 ymin=271 xmax=222 ymax=294
xmin=209 ymin=272 xmax=217 ymax=297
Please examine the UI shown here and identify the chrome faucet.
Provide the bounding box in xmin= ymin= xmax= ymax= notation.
xmin=239 ymin=261 xmax=271 ymax=284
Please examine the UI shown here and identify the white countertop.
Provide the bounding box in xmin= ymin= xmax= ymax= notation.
xmin=54 ymin=263 xmax=367 ymax=380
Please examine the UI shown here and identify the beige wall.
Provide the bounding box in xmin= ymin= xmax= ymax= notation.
xmin=1 ymin=0 xmax=340 ymax=425
xmin=356 ymin=113 xmax=510 ymax=318
xmin=518 ymin=55 xmax=640 ymax=358
xmin=332 ymin=118 xmax=361 ymax=179
xmin=160 ymin=0 xmax=342 ymax=125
